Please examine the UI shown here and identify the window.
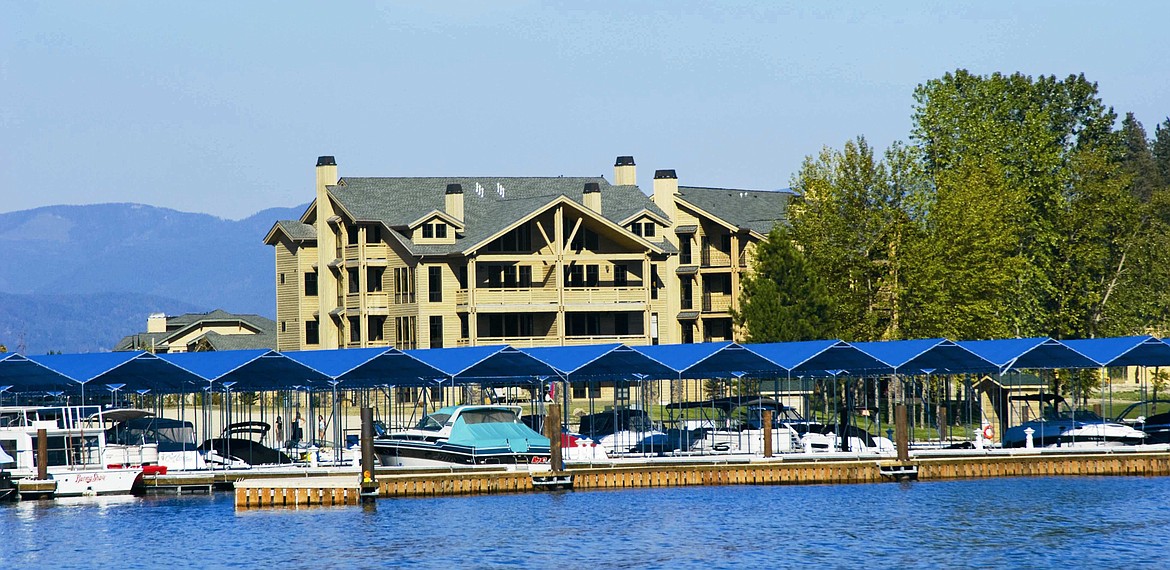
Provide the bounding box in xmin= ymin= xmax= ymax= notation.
xmin=367 ymin=267 xmax=384 ymax=292
xmin=348 ymin=316 xmax=361 ymax=343
xmin=650 ymin=264 xmax=660 ymax=300
xmin=643 ymin=223 xmax=656 ymax=237
xmin=347 ymin=225 xmax=359 ymax=245
xmin=458 ymin=265 xmax=468 ymax=289
xmin=585 ymin=265 xmax=599 ymax=287
xmin=394 ymin=267 xmax=415 ymax=303
xmin=571 ymin=381 xmax=602 ymax=399
xmin=486 ymin=225 xmax=531 ymax=252
xmin=435 ymin=224 xmax=447 ymax=239
xmin=429 ymin=266 xmax=442 ymax=302
xmin=429 ymin=315 xmax=443 ymax=349
xmin=630 ymin=223 xmax=642 ymax=237
xmin=564 ymin=265 xmax=584 ymax=287
xmin=720 ymin=234 xmax=731 ymax=253
xmin=503 ymin=265 xmax=517 ymax=288
xmin=614 ymin=313 xmax=629 ymax=336
xmin=395 ymin=316 xmax=417 ymax=349
xmin=348 ymin=268 xmax=359 ymax=294
xmin=485 ymin=314 xmax=533 ymax=338
xmin=305 ymin=319 xmax=320 ymax=345
xmin=368 ymin=316 xmax=385 ymax=342
xmin=422 ymin=224 xmax=434 ymax=239
xmin=486 ymin=265 xmax=502 ymax=288
xmin=366 ymin=224 xmax=382 ymax=244
xmin=459 ymin=314 xmax=469 ymax=339
xmin=305 ymin=271 xmax=318 ymax=297
xmin=567 ymin=313 xmax=601 ymax=336
xmin=519 ymin=266 xmax=532 ymax=288
xmin=571 ymin=228 xmax=599 ymax=251
xmin=280 ymin=321 xmax=286 ymax=333
xmin=614 ymin=265 xmax=628 ymax=287
xmin=682 ymin=322 xmax=694 ymax=344
xmin=279 ymin=273 xmax=285 ymax=285
xmin=681 ymin=278 xmax=693 ymax=310
xmin=680 ymin=237 xmax=693 ymax=265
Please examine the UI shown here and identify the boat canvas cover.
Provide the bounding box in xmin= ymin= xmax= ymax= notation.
xmin=445 ymin=417 xmax=549 ymax=453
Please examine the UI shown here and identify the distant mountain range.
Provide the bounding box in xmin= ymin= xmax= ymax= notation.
xmin=0 ymin=203 xmax=307 ymax=354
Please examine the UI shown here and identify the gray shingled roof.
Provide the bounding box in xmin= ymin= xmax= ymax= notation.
xmin=272 ymin=220 xmax=317 ymax=242
xmin=676 ymin=187 xmax=793 ymax=236
xmin=327 ymin=177 xmax=667 ymax=256
xmin=195 ymin=330 xmax=277 ymax=351
xmin=113 ymin=310 xmax=276 ymax=351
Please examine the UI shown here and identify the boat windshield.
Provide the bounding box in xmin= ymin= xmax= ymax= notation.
xmin=458 ymin=409 xmax=518 ymax=425
xmin=415 ymin=413 xmax=451 ymax=431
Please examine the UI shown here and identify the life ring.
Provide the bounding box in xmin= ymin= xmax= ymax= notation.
xmin=982 ymin=424 xmax=994 ymax=440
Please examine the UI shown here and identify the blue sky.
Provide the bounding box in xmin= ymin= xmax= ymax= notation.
xmin=3 ymin=2 xmax=1168 ymax=219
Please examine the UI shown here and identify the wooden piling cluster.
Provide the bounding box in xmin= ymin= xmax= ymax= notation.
xmin=233 ymin=450 xmax=1170 ymax=509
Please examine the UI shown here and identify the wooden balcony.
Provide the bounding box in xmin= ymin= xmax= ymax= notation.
xmin=563 ymin=286 xmax=645 ymax=306
xmin=474 ymin=287 xmax=559 ymax=306
xmin=701 ymin=249 xmax=731 ymax=268
xmin=701 ymin=294 xmax=732 ymax=314
xmin=563 ymin=334 xmax=648 ymax=346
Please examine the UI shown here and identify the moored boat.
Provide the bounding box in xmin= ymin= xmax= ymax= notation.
xmin=1002 ymin=395 xmax=1147 ymax=448
xmin=373 ymin=405 xmax=550 ymax=468
xmin=0 ymin=405 xmax=144 ymax=497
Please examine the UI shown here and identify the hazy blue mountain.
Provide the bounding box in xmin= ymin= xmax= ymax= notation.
xmin=0 ymin=202 xmax=307 ymax=353
xmin=0 ymin=292 xmax=206 ymax=354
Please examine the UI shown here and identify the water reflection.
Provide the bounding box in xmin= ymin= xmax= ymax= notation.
xmin=2 ymin=477 xmax=1169 ymax=568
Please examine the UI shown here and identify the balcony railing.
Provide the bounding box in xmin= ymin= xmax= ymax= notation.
xmin=563 ymin=334 xmax=647 ymax=346
xmin=475 ymin=287 xmax=559 ymax=306
xmin=563 ymin=286 xmax=644 ymax=305
xmin=702 ymin=294 xmax=731 ymax=314
xmin=701 ymin=249 xmax=731 ymax=268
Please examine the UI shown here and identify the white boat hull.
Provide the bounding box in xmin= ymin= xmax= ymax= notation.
xmin=49 ymin=467 xmax=143 ymax=497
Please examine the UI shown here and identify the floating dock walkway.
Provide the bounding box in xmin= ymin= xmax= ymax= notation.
xmin=232 ymin=447 xmax=1170 ymax=508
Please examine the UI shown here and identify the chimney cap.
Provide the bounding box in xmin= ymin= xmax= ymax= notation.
xmin=316 ymin=156 xmax=337 ymax=167
xmin=445 ymin=183 xmax=464 ymax=195
xmin=654 ymin=169 xmax=677 ymax=179
xmin=615 ymin=156 xmax=636 ymax=167
xmin=583 ymin=182 xmax=601 ymax=194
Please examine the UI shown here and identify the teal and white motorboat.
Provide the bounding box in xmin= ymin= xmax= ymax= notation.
xmin=373 ymin=405 xmax=550 ymax=468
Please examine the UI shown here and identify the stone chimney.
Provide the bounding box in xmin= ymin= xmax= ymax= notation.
xmin=445 ymin=183 xmax=464 ymax=221
xmin=147 ymin=312 xmax=168 ymax=333
xmin=582 ymin=182 xmax=601 ymax=213
xmin=652 ymin=169 xmax=678 ymax=221
xmin=614 ymin=156 xmax=636 ymax=185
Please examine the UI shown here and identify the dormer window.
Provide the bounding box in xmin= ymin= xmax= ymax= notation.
xmin=422 ymin=222 xmax=447 ymax=239
xmin=629 ymin=221 xmax=656 ymax=238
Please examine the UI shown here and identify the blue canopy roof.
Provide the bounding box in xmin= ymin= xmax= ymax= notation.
xmin=634 ymin=342 xmax=781 ymax=379
xmin=0 ymin=353 xmax=76 ymax=393
xmin=851 ymin=338 xmax=997 ymax=375
xmin=521 ymin=344 xmax=677 ymax=381
xmin=746 ymin=340 xmax=891 ymax=376
xmin=1060 ymin=336 xmax=1170 ymax=367
xmin=283 ymin=347 xmax=445 ymax=387
xmin=159 ymin=350 xmax=329 ymax=390
xmin=28 ymin=352 xmax=204 ymax=394
xmin=405 ymin=345 xmax=559 ymax=383
xmin=956 ymin=338 xmax=1099 ymax=371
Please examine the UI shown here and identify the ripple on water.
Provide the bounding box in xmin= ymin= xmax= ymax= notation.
xmin=2 ymin=476 xmax=1170 ymax=569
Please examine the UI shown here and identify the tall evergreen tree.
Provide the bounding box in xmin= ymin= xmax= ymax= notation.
xmin=1154 ymin=118 xmax=1170 ymax=188
xmin=733 ymin=227 xmax=834 ymax=342
xmin=1119 ymin=113 xmax=1159 ymax=201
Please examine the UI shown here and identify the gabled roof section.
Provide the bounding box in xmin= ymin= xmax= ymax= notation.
xmin=618 ymin=208 xmax=671 ymax=227
xmin=264 ymin=220 xmax=317 ymax=245
xmin=676 ymin=186 xmax=793 ymax=237
xmin=405 ymin=209 xmax=465 ymax=232
xmin=464 ymin=195 xmax=665 ymax=255
xmin=322 ymin=177 xmax=666 ymax=257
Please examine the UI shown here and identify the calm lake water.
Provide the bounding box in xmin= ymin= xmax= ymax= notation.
xmin=3 ymin=476 xmax=1168 ymax=569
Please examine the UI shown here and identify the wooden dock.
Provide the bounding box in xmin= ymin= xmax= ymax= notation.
xmin=232 ymin=448 xmax=1170 ymax=508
